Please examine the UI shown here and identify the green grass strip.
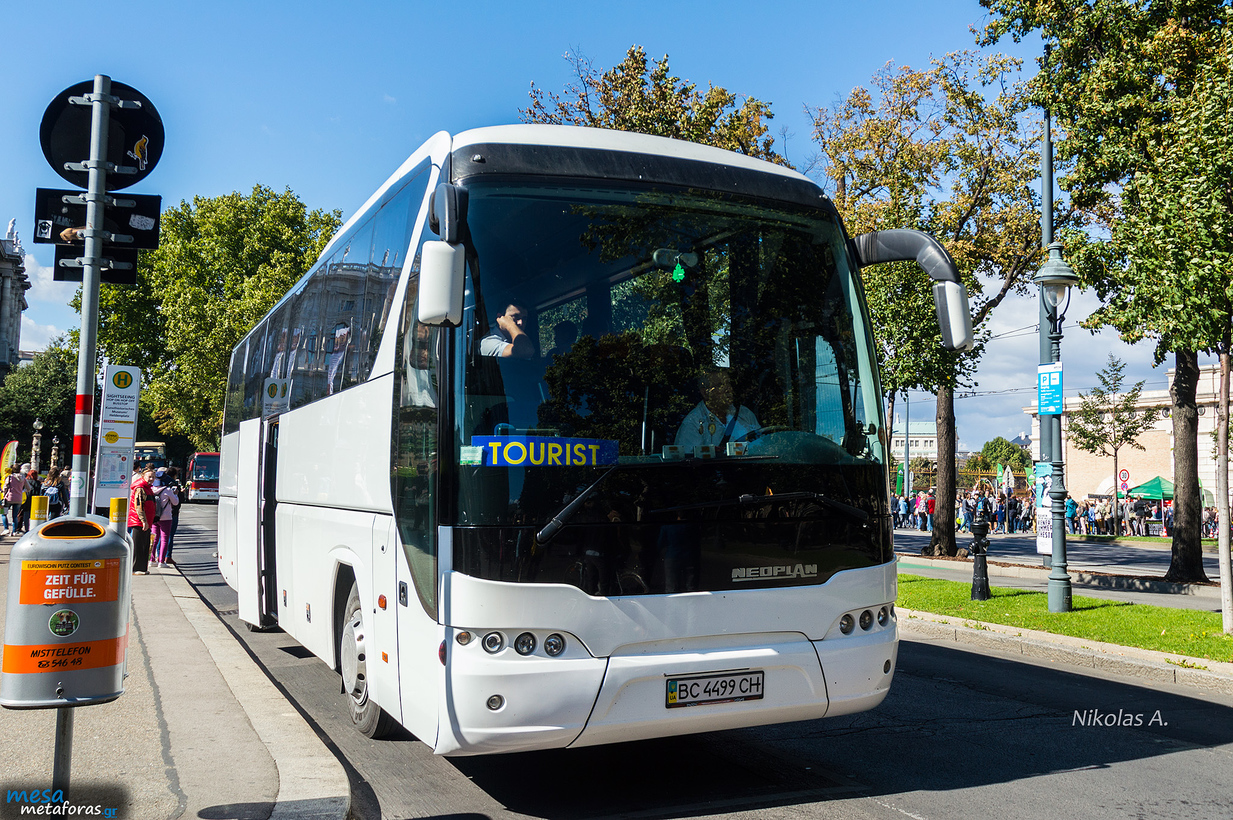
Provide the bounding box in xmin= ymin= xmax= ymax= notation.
xmin=897 ymin=574 xmax=1233 ymax=663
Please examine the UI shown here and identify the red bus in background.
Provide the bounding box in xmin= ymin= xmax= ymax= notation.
xmin=186 ymin=452 xmax=221 ymax=502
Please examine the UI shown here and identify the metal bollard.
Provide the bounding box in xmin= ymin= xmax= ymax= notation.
xmin=970 ymin=496 xmax=992 ymax=601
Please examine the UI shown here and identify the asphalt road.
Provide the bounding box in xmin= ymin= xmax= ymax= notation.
xmin=172 ymin=505 xmax=1233 ymax=820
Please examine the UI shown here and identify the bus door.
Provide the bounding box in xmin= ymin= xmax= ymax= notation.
xmin=258 ymin=419 xmax=279 ymax=627
xmin=235 ymin=418 xmax=262 ymax=626
xmin=235 ymin=416 xmax=279 ymax=628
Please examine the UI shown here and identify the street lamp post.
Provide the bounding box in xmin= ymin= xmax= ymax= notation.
xmin=50 ymin=436 xmax=61 ymax=471
xmin=1035 ymin=242 xmax=1078 ymax=613
xmin=31 ymin=418 xmax=44 ymax=474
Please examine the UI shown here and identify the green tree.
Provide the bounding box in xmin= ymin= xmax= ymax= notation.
xmin=967 ymin=452 xmax=993 ymax=473
xmin=0 ymin=336 xmax=80 ymax=463
xmin=521 ymin=46 xmax=786 ymax=165
xmin=88 ymin=185 xmax=341 ymax=449
xmin=809 ymin=52 xmax=1059 ymax=555
xmin=979 ymin=436 xmax=1034 ymax=473
xmin=1067 ymin=354 xmax=1162 ymax=541
xmin=1104 ymin=36 xmax=1233 ymax=628
xmin=980 ymin=0 xmax=1229 ymax=585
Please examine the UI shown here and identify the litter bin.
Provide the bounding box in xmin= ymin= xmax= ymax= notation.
xmin=1 ymin=515 xmax=132 ymax=709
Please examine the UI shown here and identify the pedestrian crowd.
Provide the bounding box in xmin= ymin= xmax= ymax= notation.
xmin=1 ymin=459 xmax=185 ymax=579
xmin=890 ymin=484 xmax=1204 ymax=543
xmin=2 ymin=462 xmax=71 ymax=536
xmin=127 ymin=464 xmax=182 ymax=575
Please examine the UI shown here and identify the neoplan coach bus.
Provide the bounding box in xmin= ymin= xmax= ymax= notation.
xmin=217 ymin=125 xmax=973 ymax=755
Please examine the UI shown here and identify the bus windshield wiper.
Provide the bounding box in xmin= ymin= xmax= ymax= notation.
xmin=653 ymin=491 xmax=869 ymax=526
xmin=534 ymin=455 xmax=784 ymax=545
xmin=536 ymin=466 xmax=620 ymax=546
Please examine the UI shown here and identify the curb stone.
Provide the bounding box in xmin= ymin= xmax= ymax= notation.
xmin=896 ymin=607 xmax=1233 ymax=698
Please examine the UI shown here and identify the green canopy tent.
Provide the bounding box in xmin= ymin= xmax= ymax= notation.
xmin=1120 ymin=476 xmax=1172 ymax=500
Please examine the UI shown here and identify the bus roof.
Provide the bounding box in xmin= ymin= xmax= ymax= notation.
xmin=452 ymin=124 xmax=813 ymax=184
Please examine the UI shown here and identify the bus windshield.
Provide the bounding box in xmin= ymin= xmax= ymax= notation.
xmin=444 ymin=176 xmax=889 ymax=594
xmin=191 ymin=454 xmax=220 ymax=481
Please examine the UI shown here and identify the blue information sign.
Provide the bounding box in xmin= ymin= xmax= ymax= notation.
xmin=1038 ymin=363 xmax=1063 ymax=415
xmin=472 ymin=436 xmax=619 ymax=467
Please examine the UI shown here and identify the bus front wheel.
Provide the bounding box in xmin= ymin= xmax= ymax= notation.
xmin=340 ymin=583 xmax=395 ymax=738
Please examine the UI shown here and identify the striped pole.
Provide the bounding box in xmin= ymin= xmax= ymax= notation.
xmin=68 ymin=75 xmax=112 ymax=516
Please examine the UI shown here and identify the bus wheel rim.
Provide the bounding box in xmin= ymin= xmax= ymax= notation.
xmin=341 ymin=610 xmax=367 ymax=704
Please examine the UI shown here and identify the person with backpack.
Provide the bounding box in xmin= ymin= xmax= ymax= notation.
xmin=3 ymin=465 xmax=24 ymax=535
xmin=150 ymin=468 xmax=180 ymax=568
xmin=42 ymin=467 xmax=67 ymax=519
xmin=164 ymin=466 xmax=184 ymax=564
xmin=20 ymin=468 xmax=40 ymax=531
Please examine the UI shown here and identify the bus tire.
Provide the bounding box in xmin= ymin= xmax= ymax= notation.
xmin=340 ymin=582 xmax=394 ymax=738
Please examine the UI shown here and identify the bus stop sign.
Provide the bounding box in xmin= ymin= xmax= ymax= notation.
xmin=40 ymin=80 xmax=164 ymax=191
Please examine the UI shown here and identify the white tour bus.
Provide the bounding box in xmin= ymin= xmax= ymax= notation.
xmin=218 ymin=125 xmax=973 ymax=756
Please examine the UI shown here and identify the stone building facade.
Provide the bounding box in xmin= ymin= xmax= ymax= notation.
xmin=1025 ymin=365 xmax=1225 ymax=504
xmin=0 ymin=222 xmax=30 ymax=380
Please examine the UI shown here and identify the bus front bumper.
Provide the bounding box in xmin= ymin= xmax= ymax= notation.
xmin=433 ymin=625 xmax=897 ymax=756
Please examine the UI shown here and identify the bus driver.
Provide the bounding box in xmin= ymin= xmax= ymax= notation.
xmin=675 ymin=367 xmax=760 ymax=450
xmin=480 ymin=299 xmax=535 ymax=358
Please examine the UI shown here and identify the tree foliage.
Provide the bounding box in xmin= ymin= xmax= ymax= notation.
xmin=0 ymin=336 xmax=79 ymax=461
xmin=521 ymin=46 xmax=787 ymax=165
xmin=87 ymin=185 xmax=340 ymax=449
xmin=1068 ymin=355 xmax=1160 ymax=459
xmin=980 ymin=0 xmax=1229 ymax=210
xmin=979 ymin=436 xmax=1034 ymax=472
xmin=808 ymin=52 xmax=1056 ymax=554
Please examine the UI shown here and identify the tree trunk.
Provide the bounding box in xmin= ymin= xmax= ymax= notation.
xmin=1218 ymin=349 xmax=1232 ymax=634
xmin=1166 ymin=350 xmax=1207 ymax=582
xmin=928 ymin=384 xmax=958 ymax=556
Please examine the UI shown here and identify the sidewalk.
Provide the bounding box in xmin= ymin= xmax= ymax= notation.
xmin=0 ymin=532 xmax=349 ymax=820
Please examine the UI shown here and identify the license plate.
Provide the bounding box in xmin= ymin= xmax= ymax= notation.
xmin=666 ymin=670 xmax=764 ymax=708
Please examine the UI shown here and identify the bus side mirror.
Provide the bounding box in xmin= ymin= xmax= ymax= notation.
xmin=933 ymin=280 xmax=974 ymax=352
xmin=418 ymin=241 xmax=465 ymax=326
xmin=428 ymin=183 xmax=467 ymax=244
xmin=851 ymin=229 xmax=975 ymax=352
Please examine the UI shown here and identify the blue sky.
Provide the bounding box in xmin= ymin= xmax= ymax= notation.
xmin=1 ymin=0 xmax=1187 ymax=450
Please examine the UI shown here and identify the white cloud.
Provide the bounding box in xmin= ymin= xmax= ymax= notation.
xmin=941 ymin=287 xmax=1187 ymax=453
xmin=19 ymin=314 xmax=66 ymax=351
xmin=23 ymin=253 xmax=78 ymax=306
xmin=383 ymin=93 xmax=397 ymax=104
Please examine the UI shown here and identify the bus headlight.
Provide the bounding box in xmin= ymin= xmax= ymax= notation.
xmin=544 ymin=633 xmax=566 ymax=656
xmin=859 ymin=610 xmax=874 ymax=631
xmin=482 ymin=632 xmax=504 ymax=653
xmin=839 ymin=614 xmax=855 ymax=635
xmin=877 ymin=606 xmax=889 ymax=627
xmin=514 ymin=632 xmax=536 ymax=655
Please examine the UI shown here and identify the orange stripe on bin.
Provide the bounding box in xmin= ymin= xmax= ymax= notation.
xmin=2 ymin=632 xmax=128 ymax=675
xmin=19 ymin=559 xmax=122 ymax=605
